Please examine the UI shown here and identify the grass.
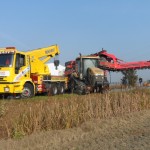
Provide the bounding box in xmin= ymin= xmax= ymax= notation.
xmin=0 ymin=88 xmax=149 ymax=139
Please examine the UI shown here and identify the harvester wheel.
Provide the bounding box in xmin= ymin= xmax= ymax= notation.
xmin=21 ymin=83 xmax=34 ymax=98
xmin=70 ymin=79 xmax=75 ymax=93
xmin=99 ymin=85 xmax=109 ymax=94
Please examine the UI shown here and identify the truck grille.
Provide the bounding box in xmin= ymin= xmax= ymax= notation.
xmin=0 ymin=77 xmax=6 ymax=81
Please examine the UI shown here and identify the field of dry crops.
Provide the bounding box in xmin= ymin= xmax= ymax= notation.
xmin=0 ymin=88 xmax=150 ymax=149
xmin=0 ymin=109 xmax=150 ymax=150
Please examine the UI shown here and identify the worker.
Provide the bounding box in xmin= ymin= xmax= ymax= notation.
xmin=139 ymin=77 xmax=143 ymax=86
xmin=5 ymin=58 xmax=10 ymax=65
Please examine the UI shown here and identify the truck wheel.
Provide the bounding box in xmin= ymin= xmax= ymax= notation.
xmin=21 ymin=83 xmax=34 ymax=98
xmin=58 ymin=84 xmax=64 ymax=94
xmin=51 ymin=84 xmax=58 ymax=95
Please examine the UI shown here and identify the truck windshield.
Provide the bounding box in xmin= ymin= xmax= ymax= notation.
xmin=83 ymin=58 xmax=98 ymax=76
xmin=0 ymin=54 xmax=14 ymax=67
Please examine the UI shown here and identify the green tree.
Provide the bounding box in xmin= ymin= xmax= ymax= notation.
xmin=121 ymin=69 xmax=138 ymax=87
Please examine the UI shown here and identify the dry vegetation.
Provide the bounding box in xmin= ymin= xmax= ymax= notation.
xmin=0 ymin=88 xmax=149 ymax=141
xmin=1 ymin=109 xmax=150 ymax=150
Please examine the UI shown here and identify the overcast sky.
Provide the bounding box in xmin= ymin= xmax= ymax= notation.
xmin=0 ymin=0 xmax=150 ymax=82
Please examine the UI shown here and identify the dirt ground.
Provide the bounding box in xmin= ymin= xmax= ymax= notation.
xmin=0 ymin=109 xmax=150 ymax=150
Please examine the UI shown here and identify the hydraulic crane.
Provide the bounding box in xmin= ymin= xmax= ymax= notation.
xmin=0 ymin=45 xmax=66 ymax=98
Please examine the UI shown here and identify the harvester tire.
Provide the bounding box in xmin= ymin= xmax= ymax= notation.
xmin=70 ymin=79 xmax=75 ymax=93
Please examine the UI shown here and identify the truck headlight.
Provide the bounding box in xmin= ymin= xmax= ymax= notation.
xmin=4 ymin=87 xmax=10 ymax=92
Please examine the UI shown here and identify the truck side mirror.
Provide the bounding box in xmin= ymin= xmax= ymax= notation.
xmin=54 ymin=60 xmax=59 ymax=70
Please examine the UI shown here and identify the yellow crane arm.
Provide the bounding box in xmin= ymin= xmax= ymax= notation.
xmin=26 ymin=44 xmax=60 ymax=63
xmin=26 ymin=44 xmax=60 ymax=74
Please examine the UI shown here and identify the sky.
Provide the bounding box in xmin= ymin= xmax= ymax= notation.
xmin=0 ymin=0 xmax=150 ymax=82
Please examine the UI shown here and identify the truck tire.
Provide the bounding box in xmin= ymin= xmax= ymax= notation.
xmin=21 ymin=83 xmax=34 ymax=98
xmin=58 ymin=84 xmax=64 ymax=94
xmin=51 ymin=84 xmax=58 ymax=95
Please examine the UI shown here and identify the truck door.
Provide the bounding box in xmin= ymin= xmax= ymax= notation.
xmin=14 ymin=53 xmax=30 ymax=82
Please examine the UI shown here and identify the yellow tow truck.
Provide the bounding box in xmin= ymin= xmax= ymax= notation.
xmin=0 ymin=45 xmax=66 ymax=98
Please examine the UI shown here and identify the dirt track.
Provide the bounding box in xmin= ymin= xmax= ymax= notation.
xmin=0 ymin=109 xmax=150 ymax=150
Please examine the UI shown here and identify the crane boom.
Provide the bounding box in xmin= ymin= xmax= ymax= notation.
xmin=26 ymin=45 xmax=60 ymax=63
xmin=26 ymin=45 xmax=60 ymax=74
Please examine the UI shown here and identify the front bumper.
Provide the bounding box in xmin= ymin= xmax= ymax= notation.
xmin=0 ymin=83 xmax=22 ymax=94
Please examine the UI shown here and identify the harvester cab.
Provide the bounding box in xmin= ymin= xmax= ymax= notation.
xmin=65 ymin=53 xmax=109 ymax=95
xmin=76 ymin=54 xmax=109 ymax=90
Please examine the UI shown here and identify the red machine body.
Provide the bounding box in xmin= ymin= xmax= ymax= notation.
xmin=64 ymin=60 xmax=76 ymax=76
xmin=92 ymin=50 xmax=150 ymax=71
xmin=65 ymin=50 xmax=150 ymax=76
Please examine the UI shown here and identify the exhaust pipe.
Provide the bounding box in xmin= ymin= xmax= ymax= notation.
xmin=79 ymin=53 xmax=83 ymax=80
